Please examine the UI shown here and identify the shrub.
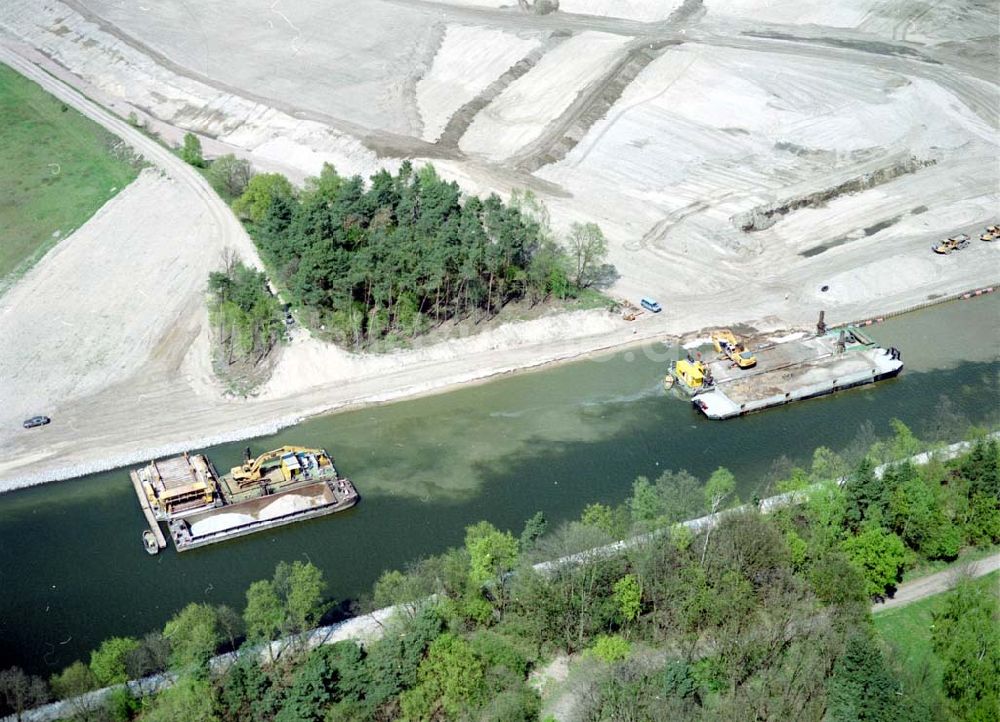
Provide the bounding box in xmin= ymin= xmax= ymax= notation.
xmin=589 ymin=635 xmax=631 ymax=663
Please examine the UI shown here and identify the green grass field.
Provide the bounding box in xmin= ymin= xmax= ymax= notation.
xmin=0 ymin=63 xmax=140 ymax=284
xmin=874 ymin=570 xmax=998 ymax=683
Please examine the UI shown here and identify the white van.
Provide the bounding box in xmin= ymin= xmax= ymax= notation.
xmin=640 ymin=297 xmax=662 ymax=313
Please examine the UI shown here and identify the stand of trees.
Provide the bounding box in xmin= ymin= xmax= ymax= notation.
xmin=2 ymin=427 xmax=996 ymax=721
xmin=207 ymin=255 xmax=284 ymax=367
xmin=231 ymin=162 xmax=612 ymax=347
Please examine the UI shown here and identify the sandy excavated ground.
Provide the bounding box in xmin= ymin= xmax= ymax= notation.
xmin=459 ymin=31 xmax=630 ymax=160
xmin=0 ymin=0 xmax=997 ymax=487
xmin=0 ymin=170 xmax=220 ymax=425
xmin=417 ymin=25 xmax=542 ymax=142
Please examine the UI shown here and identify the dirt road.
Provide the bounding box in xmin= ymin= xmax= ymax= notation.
xmin=0 ymin=0 xmax=997 ymax=490
xmin=0 ymin=43 xmax=664 ymax=489
xmin=873 ymin=551 xmax=1000 ymax=612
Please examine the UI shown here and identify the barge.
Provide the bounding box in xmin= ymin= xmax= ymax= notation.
xmin=667 ymin=327 xmax=902 ymax=420
xmin=129 ymin=446 xmax=358 ymax=552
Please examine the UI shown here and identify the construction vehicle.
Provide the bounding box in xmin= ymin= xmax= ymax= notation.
xmin=711 ymin=330 xmax=757 ymax=368
xmin=666 ymin=355 xmax=712 ymax=394
xmin=932 ymin=234 xmax=970 ymax=254
xmin=619 ymin=298 xmax=643 ymax=321
xmin=230 ymin=446 xmax=335 ymax=487
xmin=980 ymin=225 xmax=999 ymax=242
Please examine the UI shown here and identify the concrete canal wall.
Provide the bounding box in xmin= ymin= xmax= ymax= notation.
xmin=7 ymin=435 xmax=994 ymax=722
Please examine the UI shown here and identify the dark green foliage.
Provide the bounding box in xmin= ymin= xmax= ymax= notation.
xmin=888 ymin=464 xmax=961 ymax=560
xmin=964 ymin=491 xmax=1000 ymax=544
xmin=208 ymin=260 xmax=284 ymax=366
xmin=274 ymin=644 xmax=359 ymax=722
xmin=827 ymin=633 xmax=901 ymax=722
xmin=518 ymin=511 xmax=548 ymax=553
xmin=843 ymin=457 xmax=887 ymax=531
xmin=661 ymin=658 xmax=700 ymax=701
xmin=399 ymin=633 xmax=487 ymax=720
xmin=361 ymin=605 xmax=444 ymax=708
xmin=103 ymin=686 xmax=140 ymax=722
xmin=180 ymin=132 xmax=204 ymax=168
xmin=232 ymin=162 xmax=607 ymax=346
xmin=808 ymin=551 xmax=869 ymax=610
xmin=468 ymin=630 xmax=530 ymax=679
xmin=960 ymin=438 xmax=1000 ymax=499
xmin=931 ymin=579 xmax=1000 ymax=721
xmin=959 ymin=438 xmax=1000 ymax=546
xmin=219 ymin=656 xmax=279 ymax=722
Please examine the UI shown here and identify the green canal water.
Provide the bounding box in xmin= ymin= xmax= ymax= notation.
xmin=1 ymin=296 xmax=998 ymax=674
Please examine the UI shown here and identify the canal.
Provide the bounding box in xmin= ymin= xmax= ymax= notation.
xmin=0 ymin=295 xmax=997 ymax=674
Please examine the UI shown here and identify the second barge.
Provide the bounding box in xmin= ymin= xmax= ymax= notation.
xmin=668 ymin=327 xmax=903 ymax=420
xmin=130 ymin=446 xmax=358 ymax=552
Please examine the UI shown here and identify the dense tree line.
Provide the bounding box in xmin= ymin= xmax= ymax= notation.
xmin=207 ymin=256 xmax=284 ymax=367
xmin=2 ymin=427 xmax=996 ymax=721
xmin=230 ymin=162 xmax=611 ymax=347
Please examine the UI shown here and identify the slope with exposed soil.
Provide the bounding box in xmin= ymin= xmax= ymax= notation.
xmin=0 ymin=0 xmax=996 ymax=488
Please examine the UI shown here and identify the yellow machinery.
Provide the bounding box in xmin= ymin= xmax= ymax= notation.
xmin=133 ymin=453 xmax=218 ymax=518
xmin=932 ymin=234 xmax=969 ymax=254
xmin=711 ymin=330 xmax=757 ymax=369
xmin=666 ymin=357 xmax=707 ymax=392
xmin=981 ymin=225 xmax=999 ymax=242
xmin=230 ymin=446 xmax=332 ymax=486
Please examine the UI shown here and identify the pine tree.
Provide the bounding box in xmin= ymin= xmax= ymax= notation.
xmin=827 ymin=633 xmax=900 ymax=722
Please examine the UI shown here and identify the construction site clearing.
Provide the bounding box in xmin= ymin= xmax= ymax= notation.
xmin=666 ymin=324 xmax=903 ymax=420
xmin=129 ymin=446 xmax=358 ymax=553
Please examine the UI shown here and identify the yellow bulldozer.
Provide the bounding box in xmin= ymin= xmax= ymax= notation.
xmin=230 ymin=446 xmax=333 ymax=486
xmin=980 ymin=225 xmax=999 ymax=242
xmin=711 ymin=330 xmax=757 ymax=368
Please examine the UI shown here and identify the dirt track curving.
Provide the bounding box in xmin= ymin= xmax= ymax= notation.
xmin=0 ymin=0 xmax=997 ymax=488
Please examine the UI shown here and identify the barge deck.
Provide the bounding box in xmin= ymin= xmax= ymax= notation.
xmin=129 ymin=471 xmax=166 ymax=551
xmin=169 ymin=479 xmax=357 ymax=551
xmin=680 ymin=328 xmax=903 ymax=419
xmin=130 ymin=446 xmax=358 ymax=553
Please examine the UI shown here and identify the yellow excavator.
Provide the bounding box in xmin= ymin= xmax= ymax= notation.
xmin=230 ymin=446 xmax=333 ymax=486
xmin=712 ymin=330 xmax=757 ymax=368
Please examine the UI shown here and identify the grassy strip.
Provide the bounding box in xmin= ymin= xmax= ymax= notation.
xmin=874 ymin=569 xmax=998 ymax=686
xmin=0 ymin=63 xmax=140 ymax=284
xmin=897 ymin=543 xmax=999 ymax=584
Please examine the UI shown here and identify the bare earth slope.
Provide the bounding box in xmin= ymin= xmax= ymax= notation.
xmin=0 ymin=0 xmax=997 ymax=487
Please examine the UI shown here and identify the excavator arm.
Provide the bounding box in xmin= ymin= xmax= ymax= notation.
xmin=231 ymin=446 xmax=327 ymax=484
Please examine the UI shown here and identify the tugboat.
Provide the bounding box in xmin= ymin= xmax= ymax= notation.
xmin=142 ymin=530 xmax=159 ymax=555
